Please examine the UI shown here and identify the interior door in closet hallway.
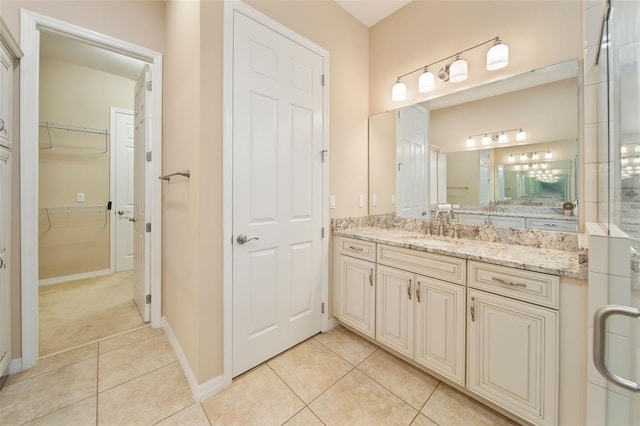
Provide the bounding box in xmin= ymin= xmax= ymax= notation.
xmin=231 ymin=11 xmax=325 ymax=377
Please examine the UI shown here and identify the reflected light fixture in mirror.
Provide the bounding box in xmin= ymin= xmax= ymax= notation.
xmin=516 ymin=128 xmax=527 ymax=141
xmin=465 ymin=127 xmax=524 ymax=147
xmin=391 ymin=36 xmax=508 ymax=101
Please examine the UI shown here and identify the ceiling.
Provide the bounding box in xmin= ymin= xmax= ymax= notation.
xmin=40 ymin=32 xmax=146 ymax=81
xmin=335 ymin=0 xmax=413 ymax=27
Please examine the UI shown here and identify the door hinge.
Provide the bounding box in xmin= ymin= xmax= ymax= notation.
xmin=146 ymin=294 xmax=151 ymax=304
xmin=321 ymin=149 xmax=328 ymax=162
xmin=146 ymin=151 xmax=152 ymax=162
xmin=146 ymin=222 xmax=152 ymax=232
xmin=321 ymin=227 xmax=325 ymax=238
xmin=146 ymin=81 xmax=152 ymax=91
xmin=321 ymin=74 xmax=325 ymax=87
xmin=321 ymin=302 xmax=325 ymax=314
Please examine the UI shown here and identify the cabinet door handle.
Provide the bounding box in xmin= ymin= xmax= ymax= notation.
xmin=407 ymin=279 xmax=412 ymax=300
xmin=492 ymin=277 xmax=527 ymax=288
xmin=416 ymin=281 xmax=421 ymax=303
xmin=543 ymin=223 xmax=557 ymax=227
xmin=0 ymin=256 xmax=4 ymax=269
xmin=348 ymin=245 xmax=364 ymax=252
xmin=470 ymin=296 xmax=476 ymax=322
xmin=369 ymin=269 xmax=373 ymax=286
xmin=0 ymin=117 xmax=5 ymax=132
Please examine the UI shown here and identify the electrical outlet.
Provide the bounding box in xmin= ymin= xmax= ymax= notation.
xmin=391 ymin=195 xmax=396 ymax=205
xmin=329 ymin=195 xmax=336 ymax=209
xmin=372 ymin=194 xmax=378 ymax=207
xmin=359 ymin=195 xmax=365 ymax=208
xmin=77 ymin=192 xmax=85 ymax=202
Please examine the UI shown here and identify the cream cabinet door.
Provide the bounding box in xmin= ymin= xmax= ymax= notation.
xmin=467 ymin=289 xmax=558 ymax=426
xmin=415 ymin=275 xmax=465 ymax=385
xmin=376 ymin=265 xmax=414 ymax=358
xmin=338 ymin=255 xmax=376 ymax=338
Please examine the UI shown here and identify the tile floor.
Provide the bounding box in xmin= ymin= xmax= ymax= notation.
xmin=1 ymin=324 xmax=518 ymax=426
xmin=39 ymin=271 xmax=144 ymax=355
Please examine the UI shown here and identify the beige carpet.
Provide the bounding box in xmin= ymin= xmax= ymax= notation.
xmin=39 ymin=271 xmax=145 ymax=356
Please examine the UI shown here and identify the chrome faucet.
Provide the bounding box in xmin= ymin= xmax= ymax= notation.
xmin=434 ymin=210 xmax=446 ymax=236
xmin=446 ymin=208 xmax=455 ymax=223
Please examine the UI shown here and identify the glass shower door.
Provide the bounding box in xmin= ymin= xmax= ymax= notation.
xmin=593 ymin=0 xmax=640 ymax=424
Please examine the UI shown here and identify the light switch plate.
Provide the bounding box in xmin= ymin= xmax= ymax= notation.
xmin=329 ymin=195 xmax=336 ymax=209
xmin=359 ymin=195 xmax=365 ymax=208
xmin=372 ymin=194 xmax=377 ymax=207
xmin=391 ymin=195 xmax=396 ymax=205
xmin=77 ymin=192 xmax=85 ymax=202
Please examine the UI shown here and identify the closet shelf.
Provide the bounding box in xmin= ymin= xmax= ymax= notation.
xmin=39 ymin=121 xmax=110 ymax=152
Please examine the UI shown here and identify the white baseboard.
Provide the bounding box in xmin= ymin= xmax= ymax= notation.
xmin=162 ymin=317 xmax=228 ymax=401
xmin=8 ymin=357 xmax=23 ymax=375
xmin=327 ymin=316 xmax=339 ymax=330
xmin=38 ymin=269 xmax=112 ymax=286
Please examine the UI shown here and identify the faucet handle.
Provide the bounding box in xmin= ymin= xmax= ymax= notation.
xmin=453 ymin=226 xmax=460 ymax=239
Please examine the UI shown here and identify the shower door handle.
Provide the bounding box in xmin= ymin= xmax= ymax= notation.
xmin=593 ymin=305 xmax=640 ymax=392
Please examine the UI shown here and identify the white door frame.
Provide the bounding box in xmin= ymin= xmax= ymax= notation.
xmin=109 ymin=107 xmax=134 ymax=273
xmin=19 ymin=9 xmax=163 ymax=370
xmin=222 ymin=1 xmax=330 ymax=386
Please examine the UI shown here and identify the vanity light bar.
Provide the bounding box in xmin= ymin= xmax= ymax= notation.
xmin=466 ymin=128 xmax=524 ymax=148
xmin=392 ymin=36 xmax=508 ymax=101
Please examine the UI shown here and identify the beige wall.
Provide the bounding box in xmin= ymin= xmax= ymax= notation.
xmin=430 ymin=78 xmax=579 ymax=153
xmin=369 ymin=110 xmax=396 ymax=214
xmin=369 ymin=1 xmax=583 ymax=116
xmin=3 ymin=0 xmax=165 ymax=360
xmin=38 ymin=57 xmax=134 ymax=279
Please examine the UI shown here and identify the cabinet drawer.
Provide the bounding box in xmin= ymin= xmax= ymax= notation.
xmin=456 ymin=213 xmax=487 ymax=225
xmin=377 ymin=244 xmax=465 ymax=285
xmin=339 ymin=237 xmax=376 ymax=261
xmin=468 ymin=261 xmax=559 ymax=309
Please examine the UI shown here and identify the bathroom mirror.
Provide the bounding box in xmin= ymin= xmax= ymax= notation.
xmin=368 ymin=59 xmax=579 ymax=227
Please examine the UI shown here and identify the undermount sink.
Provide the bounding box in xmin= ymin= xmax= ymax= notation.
xmin=404 ymin=237 xmax=464 ymax=248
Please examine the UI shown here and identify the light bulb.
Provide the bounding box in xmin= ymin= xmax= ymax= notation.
xmin=498 ymin=133 xmax=508 ymax=143
xmin=516 ymin=129 xmax=526 ymax=141
xmin=508 ymin=154 xmax=515 ymax=162
xmin=482 ymin=135 xmax=491 ymax=146
xmin=449 ymin=56 xmax=468 ymax=83
xmin=545 ymin=150 xmax=552 ymax=159
xmin=466 ymin=137 xmax=475 ymax=148
xmin=392 ymin=79 xmax=406 ymax=101
xmin=486 ymin=41 xmax=509 ymax=70
xmin=418 ymin=69 xmax=435 ymax=93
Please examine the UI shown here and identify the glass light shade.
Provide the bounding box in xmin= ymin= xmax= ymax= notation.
xmin=516 ymin=130 xmax=526 ymax=141
xmin=515 ymin=164 xmax=520 ymax=170
xmin=542 ymin=162 xmax=548 ymax=169
xmin=449 ymin=58 xmax=468 ymax=83
xmin=621 ymin=146 xmax=628 ymax=154
xmin=481 ymin=135 xmax=491 ymax=146
xmin=508 ymin=154 xmax=515 ymax=162
xmin=622 ymin=158 xmax=629 ymax=165
xmin=392 ymin=80 xmax=406 ymax=101
xmin=523 ymin=164 xmax=530 ymax=170
xmin=486 ymin=43 xmax=509 ymax=70
xmin=545 ymin=150 xmax=553 ymax=159
xmin=498 ymin=133 xmax=508 ymax=143
xmin=635 ymin=145 xmax=640 ymax=153
xmin=466 ymin=137 xmax=475 ymax=147
xmin=418 ymin=70 xmax=435 ymax=92
xmin=634 ymin=157 xmax=640 ymax=164
xmin=532 ymin=163 xmax=538 ymax=169
xmin=520 ymin=153 xmax=527 ymax=162
xmin=532 ymin=152 xmax=540 ymax=160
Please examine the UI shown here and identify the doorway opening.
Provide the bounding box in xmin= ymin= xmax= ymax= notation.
xmin=20 ymin=10 xmax=163 ymax=369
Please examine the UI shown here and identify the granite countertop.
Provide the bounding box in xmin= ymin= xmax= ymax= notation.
xmin=335 ymin=226 xmax=587 ymax=280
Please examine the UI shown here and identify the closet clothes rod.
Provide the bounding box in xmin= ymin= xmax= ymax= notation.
xmin=159 ymin=170 xmax=191 ymax=181
xmin=39 ymin=121 xmax=110 ymax=152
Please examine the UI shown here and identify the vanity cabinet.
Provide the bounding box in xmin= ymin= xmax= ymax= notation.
xmin=467 ymin=261 xmax=558 ymax=426
xmin=333 ymin=237 xmax=376 ymax=338
xmin=376 ymin=244 xmax=466 ymax=385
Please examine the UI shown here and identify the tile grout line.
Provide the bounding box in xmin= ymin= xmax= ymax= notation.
xmin=97 ymin=360 xmax=179 ymax=395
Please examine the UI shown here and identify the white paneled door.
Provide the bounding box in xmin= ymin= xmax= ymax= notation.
xmin=232 ymin=11 xmax=325 ymax=377
xmin=133 ymin=65 xmax=151 ymax=322
xmin=114 ymin=110 xmax=135 ymax=272
xmin=396 ymin=105 xmax=428 ymax=219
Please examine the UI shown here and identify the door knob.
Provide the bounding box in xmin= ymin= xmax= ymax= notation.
xmin=237 ymin=234 xmax=259 ymax=244
xmin=117 ymin=210 xmax=125 ymax=215
xmin=128 ymin=218 xmax=135 ymax=222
